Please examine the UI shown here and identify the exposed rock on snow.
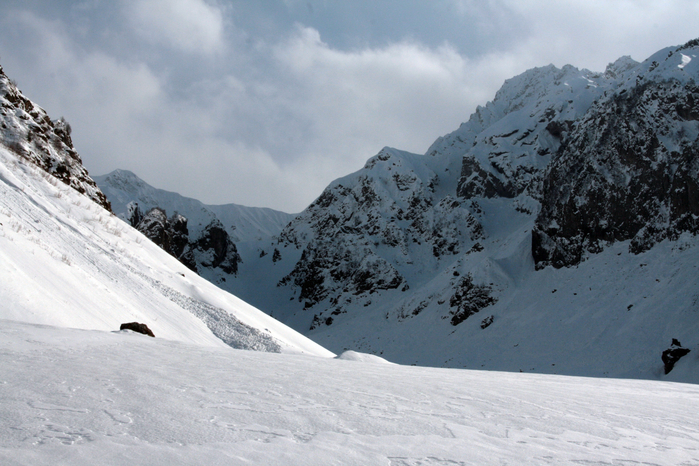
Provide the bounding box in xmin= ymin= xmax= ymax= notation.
xmin=191 ymin=218 xmax=240 ymax=275
xmin=662 ymin=338 xmax=691 ymax=374
xmin=131 ymin=205 xmax=241 ymax=276
xmin=135 ymin=207 xmax=197 ymax=272
xmin=120 ymin=322 xmax=155 ymax=337
xmin=447 ymin=273 xmax=497 ymax=326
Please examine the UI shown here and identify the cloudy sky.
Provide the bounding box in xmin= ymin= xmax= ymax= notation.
xmin=1 ymin=1 xmax=696 ymax=212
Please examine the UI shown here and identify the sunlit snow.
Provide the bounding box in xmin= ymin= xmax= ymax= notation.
xmin=1 ymin=320 xmax=699 ymax=466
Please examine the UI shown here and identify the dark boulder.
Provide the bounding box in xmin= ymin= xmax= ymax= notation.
xmin=120 ymin=322 xmax=155 ymax=337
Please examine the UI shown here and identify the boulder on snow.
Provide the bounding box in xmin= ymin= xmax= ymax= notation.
xmin=661 ymin=339 xmax=690 ymax=374
xmin=120 ymin=322 xmax=155 ymax=337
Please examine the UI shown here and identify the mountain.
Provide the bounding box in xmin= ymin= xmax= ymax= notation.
xmin=96 ymin=40 xmax=699 ymax=382
xmin=257 ymin=39 xmax=699 ymax=381
xmin=0 ymin=64 xmax=331 ymax=358
xmin=94 ymin=169 xmax=296 ymax=281
xmin=95 ymin=169 xmax=295 ymax=243
xmin=1 ymin=49 xmax=699 ymax=466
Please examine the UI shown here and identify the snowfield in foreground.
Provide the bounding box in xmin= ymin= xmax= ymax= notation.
xmin=1 ymin=320 xmax=698 ymax=466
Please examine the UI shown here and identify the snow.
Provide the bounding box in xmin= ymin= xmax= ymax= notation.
xmin=1 ymin=319 xmax=698 ymax=465
xmin=0 ymin=145 xmax=332 ymax=357
xmin=3 ymin=147 xmax=697 ymax=466
xmin=2 ymin=40 xmax=699 ymax=464
xmin=679 ymin=53 xmax=692 ymax=69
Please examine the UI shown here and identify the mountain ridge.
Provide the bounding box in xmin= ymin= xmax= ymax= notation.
xmin=95 ymin=39 xmax=699 ymax=381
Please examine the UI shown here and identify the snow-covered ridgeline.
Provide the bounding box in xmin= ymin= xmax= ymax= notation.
xmin=95 ymin=169 xmax=295 ymax=243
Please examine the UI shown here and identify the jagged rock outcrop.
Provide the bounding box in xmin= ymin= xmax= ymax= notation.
xmin=447 ymin=273 xmax=497 ymax=326
xmin=136 ymin=207 xmax=197 ymax=272
xmin=448 ymin=62 xmax=631 ymax=202
xmin=134 ymin=207 xmax=240 ymax=275
xmin=0 ymin=66 xmax=110 ymax=210
xmin=533 ymin=42 xmax=699 ymax=268
xmin=191 ymin=218 xmax=240 ymax=275
xmin=276 ymin=147 xmax=484 ymax=323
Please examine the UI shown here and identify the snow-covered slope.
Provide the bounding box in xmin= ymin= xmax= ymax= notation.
xmin=0 ymin=141 xmax=332 ymax=357
xmin=1 ymin=320 xmax=698 ymax=465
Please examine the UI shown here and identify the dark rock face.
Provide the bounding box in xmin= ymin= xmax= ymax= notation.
xmin=276 ymin=147 xmax=484 ymax=323
xmin=447 ymin=274 xmax=497 ymax=326
xmin=280 ymin=236 xmax=404 ymax=309
xmin=120 ymin=322 xmax=155 ymax=337
xmin=126 ymin=201 xmax=144 ymax=228
xmin=457 ymin=156 xmax=516 ymax=199
xmin=192 ymin=218 xmax=240 ymax=275
xmin=132 ymin=204 xmax=240 ymax=276
xmin=662 ymin=339 xmax=691 ymax=374
xmin=0 ymin=66 xmax=111 ymax=211
xmin=533 ymin=76 xmax=699 ymax=268
xmin=136 ymin=207 xmax=198 ymax=272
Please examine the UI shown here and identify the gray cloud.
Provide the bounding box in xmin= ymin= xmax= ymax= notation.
xmin=125 ymin=0 xmax=226 ymax=55
xmin=0 ymin=1 xmax=697 ymax=212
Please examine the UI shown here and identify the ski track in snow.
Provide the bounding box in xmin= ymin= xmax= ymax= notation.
xmin=1 ymin=321 xmax=698 ymax=465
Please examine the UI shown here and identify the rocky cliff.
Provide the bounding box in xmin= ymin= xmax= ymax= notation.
xmin=0 ymin=66 xmax=110 ymax=211
xmin=533 ymin=43 xmax=699 ymax=267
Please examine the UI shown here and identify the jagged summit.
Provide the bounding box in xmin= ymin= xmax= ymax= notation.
xmin=0 ymin=65 xmax=110 ymax=210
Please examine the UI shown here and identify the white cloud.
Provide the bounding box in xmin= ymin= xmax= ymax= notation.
xmin=493 ymin=0 xmax=699 ymax=71
xmin=251 ymin=25 xmax=529 ymax=206
xmin=3 ymin=1 xmax=698 ymax=212
xmin=125 ymin=0 xmax=226 ymax=55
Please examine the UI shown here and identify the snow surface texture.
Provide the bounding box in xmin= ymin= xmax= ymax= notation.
xmin=0 ymin=144 xmax=332 ymax=357
xmin=1 ymin=320 xmax=698 ymax=466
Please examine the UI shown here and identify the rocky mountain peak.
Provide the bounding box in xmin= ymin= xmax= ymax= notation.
xmin=533 ymin=40 xmax=699 ymax=268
